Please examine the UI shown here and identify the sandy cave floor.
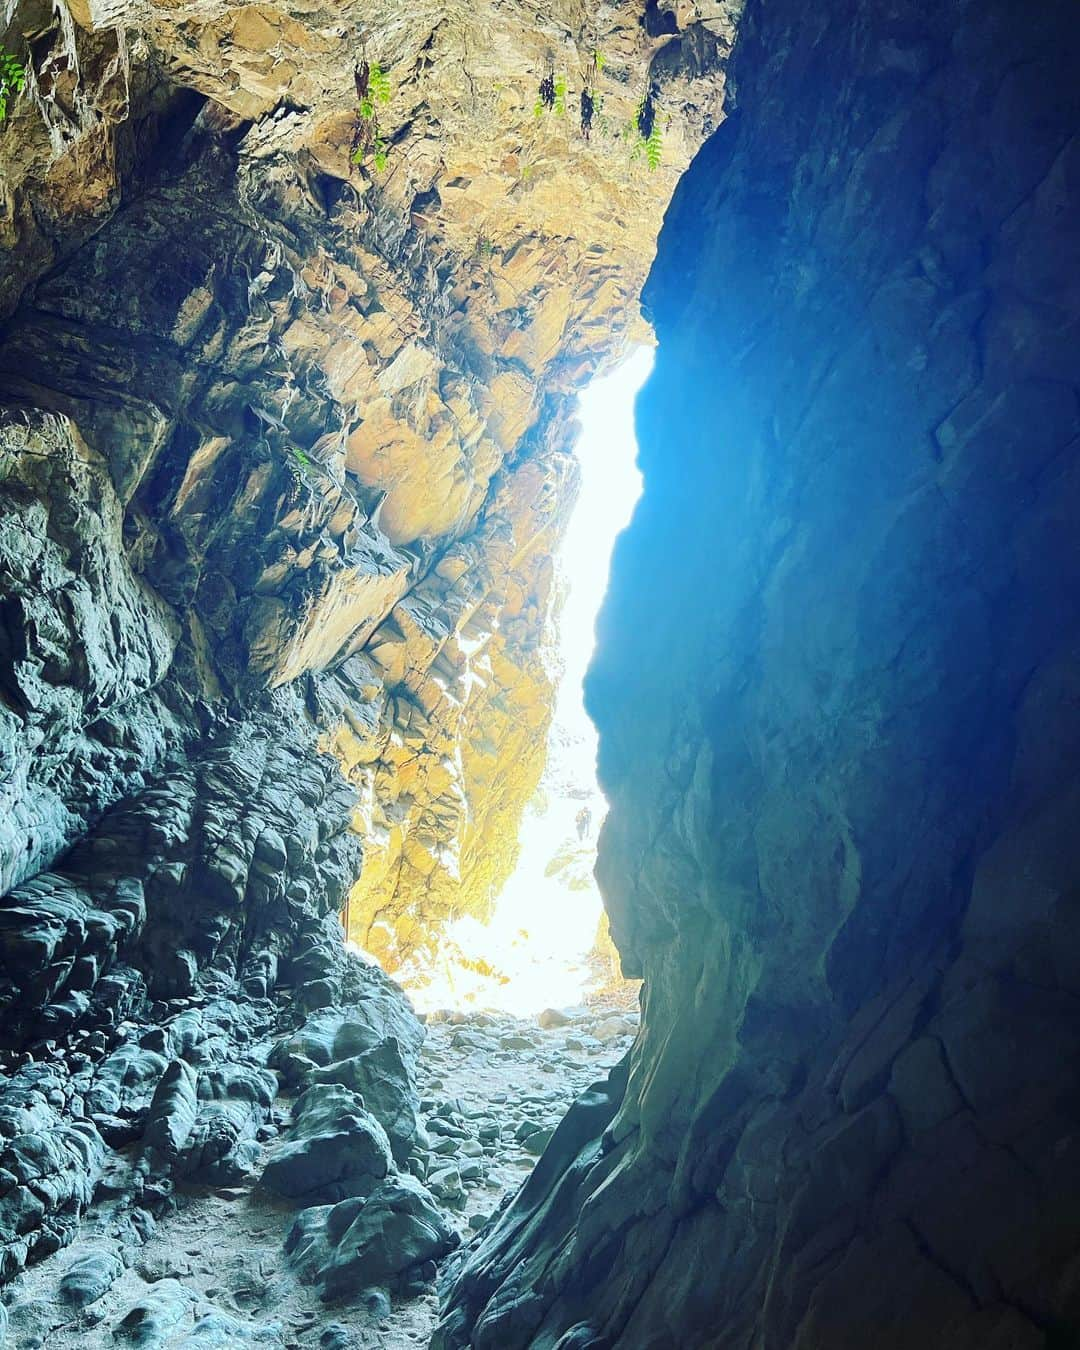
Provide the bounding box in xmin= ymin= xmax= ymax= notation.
xmin=4 ymin=1003 xmax=636 ymax=1349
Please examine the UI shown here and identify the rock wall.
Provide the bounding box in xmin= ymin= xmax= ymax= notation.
xmin=0 ymin=0 xmax=737 ymax=1301
xmin=437 ymin=0 xmax=1080 ymax=1345
xmin=0 ymin=0 xmax=737 ymax=973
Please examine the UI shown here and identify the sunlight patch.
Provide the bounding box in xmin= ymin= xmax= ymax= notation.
xmin=405 ymin=348 xmax=653 ymax=1015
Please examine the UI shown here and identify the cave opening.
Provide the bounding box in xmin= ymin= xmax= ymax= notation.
xmin=400 ymin=348 xmax=654 ymax=1015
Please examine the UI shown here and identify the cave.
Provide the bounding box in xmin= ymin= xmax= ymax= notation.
xmin=1 ymin=0 xmax=1078 ymax=1347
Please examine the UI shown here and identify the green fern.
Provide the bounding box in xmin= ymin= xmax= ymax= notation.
xmin=644 ymin=122 xmax=662 ymax=170
xmin=292 ymin=447 xmax=311 ymax=467
xmin=369 ymin=62 xmax=391 ymax=104
xmin=553 ymin=75 xmax=567 ymax=117
xmin=594 ymin=50 xmax=606 ymax=72
xmin=354 ymin=62 xmax=391 ymax=171
xmin=0 ymin=51 xmax=26 ymax=123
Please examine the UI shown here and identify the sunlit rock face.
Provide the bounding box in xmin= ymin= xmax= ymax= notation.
xmin=0 ymin=0 xmax=737 ymax=1295
xmin=437 ymin=0 xmax=1080 ymax=1345
xmin=0 ymin=0 xmax=738 ymax=970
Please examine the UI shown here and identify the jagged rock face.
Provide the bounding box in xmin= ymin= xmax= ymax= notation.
xmin=0 ymin=0 xmax=738 ymax=1310
xmin=437 ymin=0 xmax=1080 ymax=1346
xmin=1 ymin=0 xmax=737 ymax=972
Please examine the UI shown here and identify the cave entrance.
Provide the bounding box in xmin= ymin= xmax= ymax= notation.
xmin=404 ymin=348 xmax=653 ymax=1015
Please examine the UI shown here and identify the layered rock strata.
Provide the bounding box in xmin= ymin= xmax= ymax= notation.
xmin=0 ymin=0 xmax=737 ymax=972
xmin=0 ymin=0 xmax=734 ymax=1309
xmin=437 ymin=0 xmax=1080 ymax=1345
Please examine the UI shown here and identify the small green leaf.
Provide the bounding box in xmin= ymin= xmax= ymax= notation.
xmin=370 ymin=63 xmax=392 ymax=103
xmin=645 ymin=123 xmax=663 ymax=170
xmin=594 ymin=50 xmax=606 ymax=71
xmin=0 ymin=49 xmax=26 ymax=123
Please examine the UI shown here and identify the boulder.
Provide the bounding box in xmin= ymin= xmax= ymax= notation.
xmin=285 ymin=1173 xmax=457 ymax=1299
xmin=261 ymin=1084 xmax=393 ymax=1206
xmin=309 ymin=1037 xmax=420 ymax=1163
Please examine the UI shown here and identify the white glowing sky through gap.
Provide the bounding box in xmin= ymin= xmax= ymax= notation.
xmin=556 ymin=345 xmax=653 ymax=741
xmin=405 ymin=347 xmax=653 ymax=1015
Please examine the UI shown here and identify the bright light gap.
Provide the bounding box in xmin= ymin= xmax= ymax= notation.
xmin=405 ymin=347 xmax=653 ymax=1014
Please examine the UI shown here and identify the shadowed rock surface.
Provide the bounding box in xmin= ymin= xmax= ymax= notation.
xmin=1 ymin=0 xmax=1079 ymax=1344
xmin=435 ymin=0 xmax=1080 ymax=1344
xmin=0 ymin=0 xmax=736 ymax=975
xmin=0 ymin=0 xmax=728 ymax=1331
xmin=1 ymin=997 xmax=631 ymax=1347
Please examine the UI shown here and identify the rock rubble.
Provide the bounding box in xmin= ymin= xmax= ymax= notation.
xmin=1 ymin=995 xmax=633 ymax=1348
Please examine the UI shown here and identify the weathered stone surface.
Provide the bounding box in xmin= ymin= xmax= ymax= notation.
xmin=0 ymin=696 xmax=422 ymax=1284
xmin=436 ymin=0 xmax=1080 ymax=1344
xmin=58 ymin=1248 xmax=124 ymax=1307
xmin=0 ymin=412 xmax=186 ymax=899
xmin=285 ymin=1172 xmax=457 ymax=1300
xmin=0 ymin=714 xmax=362 ymax=1047
xmin=272 ymin=985 xmax=424 ymax=1075
xmin=2 ymin=0 xmax=1077 ymax=1341
xmin=261 ymin=1082 xmax=393 ymax=1207
xmin=309 ymin=1037 xmax=420 ymax=1164
xmin=112 ymin=1278 xmax=197 ymax=1344
xmin=0 ymin=0 xmax=735 ymax=977
xmin=0 ymin=0 xmax=736 ymax=1311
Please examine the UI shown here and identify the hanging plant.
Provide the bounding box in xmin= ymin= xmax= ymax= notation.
xmin=369 ymin=63 xmax=391 ymax=103
xmin=630 ymin=86 xmax=663 ymax=170
xmin=352 ymin=57 xmax=392 ymax=172
xmin=357 ymin=62 xmax=390 ymax=122
xmin=0 ymin=51 xmax=26 ymax=122
xmin=643 ymin=120 xmax=662 ymax=170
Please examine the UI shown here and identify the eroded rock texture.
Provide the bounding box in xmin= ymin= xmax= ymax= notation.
xmin=0 ymin=0 xmax=735 ymax=1315
xmin=437 ymin=0 xmax=1080 ymax=1345
xmin=0 ymin=0 xmax=736 ymax=972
